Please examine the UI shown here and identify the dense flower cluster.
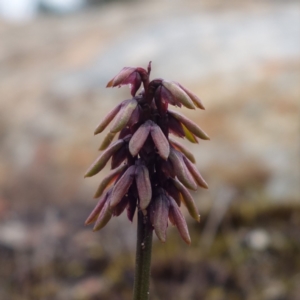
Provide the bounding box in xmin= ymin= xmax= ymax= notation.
xmin=85 ymin=62 xmax=209 ymax=244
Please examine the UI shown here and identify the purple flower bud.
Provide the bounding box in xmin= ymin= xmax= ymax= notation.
xmin=84 ymin=139 xmax=124 ymax=178
xmin=169 ymin=196 xmax=191 ymax=245
xmin=85 ymin=189 xmax=111 ymax=225
xmin=111 ymin=146 xmax=128 ymax=169
xmin=110 ymin=99 xmax=138 ymax=133
xmin=169 ymin=137 xmax=196 ymax=163
xmin=94 ymin=103 xmax=122 ymax=135
xmin=150 ymin=122 xmax=170 ymax=160
xmin=127 ymin=72 xmax=142 ymax=97
xmin=107 ymin=67 xmax=136 ymax=88
xmin=93 ymin=163 xmax=127 ymax=198
xmin=127 ymin=105 xmax=141 ymax=128
xmin=153 ymin=193 xmax=169 ymax=243
xmin=93 ymin=199 xmax=113 ymax=231
xmin=182 ymin=124 xmax=198 ymax=144
xmin=164 ymin=180 xmax=181 ymax=206
xmin=172 ymin=179 xmax=200 ymax=222
xmin=168 ymin=110 xmax=210 ymax=140
xmin=110 ymin=165 xmax=136 ymax=207
xmin=99 ymin=132 xmax=116 ymax=151
xmin=169 ymin=147 xmax=197 ymax=190
xmin=182 ymin=156 xmax=208 ymax=189
xmin=107 ymin=67 xmax=144 ymax=96
xmin=176 ymin=82 xmax=205 ymax=110
xmin=113 ymin=194 xmax=130 ymax=216
xmin=162 ymin=80 xmax=196 ymax=109
xmin=168 ymin=113 xmax=185 ymax=138
xmin=136 ymin=165 xmax=152 ymax=210
xmin=160 ymin=85 xmax=178 ymax=106
xmin=129 ymin=120 xmax=152 ymax=157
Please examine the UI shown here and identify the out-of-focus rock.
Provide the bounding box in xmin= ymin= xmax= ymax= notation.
xmin=0 ymin=0 xmax=38 ymax=22
xmin=263 ymin=281 xmax=286 ymax=300
xmin=0 ymin=221 xmax=29 ymax=250
xmin=244 ymin=229 xmax=270 ymax=251
xmin=59 ymin=276 xmax=110 ymax=300
xmin=40 ymin=0 xmax=85 ymax=14
xmin=0 ymin=0 xmax=86 ymax=22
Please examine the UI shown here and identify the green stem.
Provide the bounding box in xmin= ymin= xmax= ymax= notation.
xmin=133 ymin=211 xmax=153 ymax=300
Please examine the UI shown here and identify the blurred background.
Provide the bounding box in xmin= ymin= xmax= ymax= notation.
xmin=0 ymin=0 xmax=299 ymax=299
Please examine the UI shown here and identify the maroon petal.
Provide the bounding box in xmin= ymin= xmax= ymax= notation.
xmin=136 ymin=165 xmax=152 ymax=210
xmin=183 ymin=156 xmax=208 ymax=189
xmin=110 ymin=165 xmax=136 ymax=207
xmin=94 ymin=103 xmax=122 ymax=135
xmin=84 ymin=139 xmax=124 ymax=178
xmin=129 ymin=120 xmax=152 ymax=157
xmin=153 ymin=194 xmax=170 ymax=243
xmin=168 ymin=113 xmax=185 ymax=138
xmin=169 ymin=147 xmax=197 ymax=190
xmin=99 ymin=132 xmax=116 ymax=151
xmin=169 ymin=137 xmax=196 ymax=163
xmin=111 ymin=146 xmax=128 ymax=169
xmin=85 ymin=189 xmax=111 ymax=225
xmin=127 ymin=104 xmax=141 ymax=128
xmin=162 ymin=80 xmax=195 ymax=109
xmin=176 ymin=82 xmax=205 ymax=109
xmin=93 ymin=200 xmax=113 ymax=231
xmin=160 ymin=85 xmax=178 ymax=106
xmin=106 ymin=67 xmax=136 ymax=87
xmin=93 ymin=163 xmax=127 ymax=198
xmin=150 ymin=122 xmax=170 ymax=160
xmin=168 ymin=195 xmax=191 ymax=245
xmin=172 ymin=178 xmax=200 ymax=222
xmin=123 ymin=72 xmax=142 ymax=96
xmin=168 ymin=110 xmax=210 ymax=140
xmin=113 ymin=194 xmax=130 ymax=216
xmin=110 ymin=99 xmax=138 ymax=133
xmin=182 ymin=124 xmax=198 ymax=144
xmin=164 ymin=180 xmax=181 ymax=206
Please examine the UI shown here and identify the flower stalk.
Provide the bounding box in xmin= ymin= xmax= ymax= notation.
xmin=84 ymin=61 xmax=209 ymax=298
xmin=133 ymin=211 xmax=153 ymax=300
